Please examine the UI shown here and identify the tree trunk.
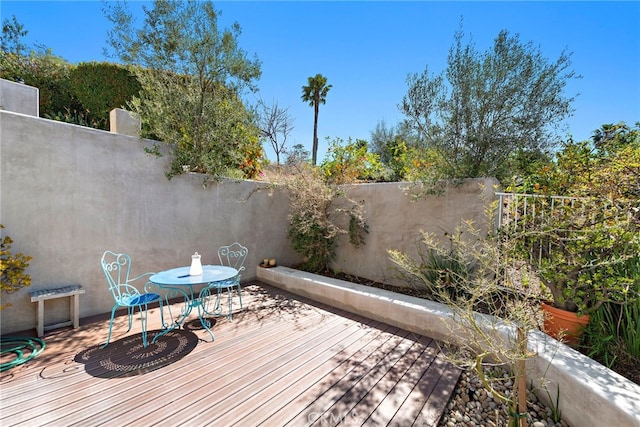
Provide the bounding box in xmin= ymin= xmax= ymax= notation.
xmin=312 ymin=98 xmax=320 ymax=165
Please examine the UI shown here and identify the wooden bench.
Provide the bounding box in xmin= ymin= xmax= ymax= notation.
xmin=29 ymin=285 xmax=85 ymax=337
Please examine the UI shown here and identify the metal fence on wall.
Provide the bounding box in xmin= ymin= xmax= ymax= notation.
xmin=495 ymin=192 xmax=590 ymax=267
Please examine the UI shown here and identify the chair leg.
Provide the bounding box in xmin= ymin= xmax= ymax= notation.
xmin=139 ymin=304 xmax=149 ymax=348
xmin=227 ymin=287 xmax=233 ymax=320
xmin=157 ymin=298 xmax=165 ymax=330
xmin=237 ymin=283 xmax=243 ymax=309
xmin=102 ymin=306 xmax=118 ymax=349
xmin=126 ymin=306 xmax=134 ymax=332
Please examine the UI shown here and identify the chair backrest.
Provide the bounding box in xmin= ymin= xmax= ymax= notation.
xmin=101 ymin=251 xmax=138 ymax=302
xmin=217 ymin=242 xmax=248 ymax=273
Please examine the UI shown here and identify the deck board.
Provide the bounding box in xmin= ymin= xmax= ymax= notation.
xmin=0 ymin=282 xmax=461 ymax=427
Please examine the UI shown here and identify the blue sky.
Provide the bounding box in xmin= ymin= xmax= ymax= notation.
xmin=2 ymin=1 xmax=639 ymax=162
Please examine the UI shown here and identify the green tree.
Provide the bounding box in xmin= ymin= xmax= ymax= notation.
xmin=401 ymin=27 xmax=578 ymax=182
xmin=370 ymin=120 xmax=422 ymax=181
xmin=1 ymin=15 xmax=27 ymax=55
xmin=104 ymin=0 xmax=263 ymax=179
xmin=521 ymin=122 xmax=640 ymax=199
xmin=301 ymin=73 xmax=332 ymax=166
xmin=320 ymin=137 xmax=384 ymax=184
xmin=369 ymin=120 xmax=397 ymax=164
xmin=285 ymin=143 xmax=310 ymax=166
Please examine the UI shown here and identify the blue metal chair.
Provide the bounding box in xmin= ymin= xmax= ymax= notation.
xmin=199 ymin=242 xmax=247 ymax=320
xmin=101 ymin=251 xmax=162 ymax=348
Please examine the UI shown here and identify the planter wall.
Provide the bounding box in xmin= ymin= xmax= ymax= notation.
xmin=257 ymin=265 xmax=640 ymax=427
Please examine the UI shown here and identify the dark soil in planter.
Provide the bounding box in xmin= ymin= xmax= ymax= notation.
xmin=318 ymin=269 xmax=640 ymax=386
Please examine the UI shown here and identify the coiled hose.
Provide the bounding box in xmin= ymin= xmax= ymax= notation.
xmin=0 ymin=336 xmax=46 ymax=372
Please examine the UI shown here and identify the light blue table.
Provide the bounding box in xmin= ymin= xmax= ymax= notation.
xmin=149 ymin=265 xmax=238 ymax=342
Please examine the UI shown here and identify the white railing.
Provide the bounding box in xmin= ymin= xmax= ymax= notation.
xmin=495 ymin=192 xmax=589 ymax=266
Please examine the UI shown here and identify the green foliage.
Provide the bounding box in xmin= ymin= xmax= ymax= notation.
xmin=320 ymin=137 xmax=385 ymax=184
xmin=1 ymin=225 xmax=32 ymax=310
xmin=348 ymin=213 xmax=369 ymax=248
xmin=0 ymin=50 xmax=80 ymax=121
xmin=384 ymin=138 xmax=410 ymax=181
xmin=503 ymin=196 xmax=639 ymax=314
xmin=389 ymin=228 xmax=478 ymax=303
xmin=507 ymin=122 xmax=640 ymax=198
xmin=401 ymin=27 xmax=578 ymax=183
xmin=388 ymin=209 xmax=538 ymax=425
xmin=1 ymin=15 xmax=28 ymax=55
xmin=504 ymin=122 xmax=640 ymax=314
xmin=280 ymin=165 xmax=338 ymax=272
xmin=69 ymin=62 xmax=142 ymax=130
xmin=44 ymin=108 xmax=96 ymax=128
xmin=401 ymin=145 xmax=454 ymax=195
xmin=273 ymin=164 xmax=367 ymax=273
xmin=140 ymin=84 xmax=264 ymax=179
xmin=584 ymin=256 xmax=640 ymax=369
xmin=288 ymin=211 xmax=337 ymax=273
xmin=104 ymin=0 xmax=263 ymax=179
xmin=285 ymin=144 xmax=310 ymax=166
xmin=301 ymin=73 xmax=332 ymax=166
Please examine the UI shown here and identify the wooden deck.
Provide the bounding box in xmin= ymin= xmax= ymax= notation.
xmin=0 ymin=282 xmax=461 ymax=427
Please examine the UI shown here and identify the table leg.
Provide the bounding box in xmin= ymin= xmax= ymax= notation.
xmin=151 ymin=284 xmax=215 ymax=343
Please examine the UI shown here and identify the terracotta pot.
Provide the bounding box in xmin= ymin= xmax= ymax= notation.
xmin=541 ymin=302 xmax=590 ymax=346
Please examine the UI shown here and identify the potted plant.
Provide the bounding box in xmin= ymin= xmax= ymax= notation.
xmin=1 ymin=224 xmax=32 ymax=310
xmin=502 ymin=126 xmax=640 ymax=345
xmin=501 ymin=194 xmax=639 ymax=345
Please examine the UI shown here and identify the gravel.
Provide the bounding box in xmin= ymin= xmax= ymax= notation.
xmin=438 ymin=367 xmax=570 ymax=427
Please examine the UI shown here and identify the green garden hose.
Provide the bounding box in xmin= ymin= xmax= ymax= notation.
xmin=0 ymin=336 xmax=45 ymax=372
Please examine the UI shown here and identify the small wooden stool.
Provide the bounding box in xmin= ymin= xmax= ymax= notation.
xmin=29 ymin=285 xmax=85 ymax=337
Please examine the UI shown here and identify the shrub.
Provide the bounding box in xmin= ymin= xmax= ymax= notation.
xmin=273 ymin=163 xmax=367 ymax=273
xmin=320 ymin=137 xmax=385 ymax=184
xmin=0 ymin=50 xmax=79 ymax=120
xmin=69 ymin=62 xmax=142 ymax=130
xmin=0 ymin=225 xmax=32 ymax=310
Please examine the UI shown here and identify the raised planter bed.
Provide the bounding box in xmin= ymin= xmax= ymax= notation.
xmin=257 ymin=265 xmax=640 ymax=427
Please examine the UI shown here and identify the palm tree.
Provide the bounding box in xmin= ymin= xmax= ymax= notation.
xmin=301 ymin=74 xmax=332 ymax=165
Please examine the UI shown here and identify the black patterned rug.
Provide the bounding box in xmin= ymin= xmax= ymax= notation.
xmin=74 ymin=329 xmax=198 ymax=378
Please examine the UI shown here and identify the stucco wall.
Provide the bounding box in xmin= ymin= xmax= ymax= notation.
xmin=1 ymin=80 xmax=495 ymax=334
xmin=0 ymin=79 xmax=39 ymax=116
xmin=0 ymin=110 xmax=298 ymax=333
xmin=333 ymin=179 xmax=497 ymax=286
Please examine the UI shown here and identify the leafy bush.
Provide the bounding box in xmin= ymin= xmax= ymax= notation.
xmin=320 ymin=137 xmax=386 ymax=184
xmin=0 ymin=50 xmax=80 ymax=120
xmin=388 ymin=208 xmax=538 ymax=425
xmin=69 ymin=62 xmax=141 ymax=130
xmin=0 ymin=225 xmax=32 ymax=310
xmin=273 ymin=163 xmax=367 ymax=273
xmin=502 ymin=195 xmax=639 ymax=314
xmin=584 ymin=256 xmax=640 ymax=370
xmin=502 ymin=122 xmax=640 ymax=315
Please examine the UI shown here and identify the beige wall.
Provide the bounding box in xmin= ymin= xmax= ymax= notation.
xmin=333 ymin=179 xmax=497 ymax=285
xmin=0 ymin=79 xmax=39 ymax=116
xmin=0 ymin=110 xmax=298 ymax=333
xmin=0 ymin=79 xmax=495 ymax=334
